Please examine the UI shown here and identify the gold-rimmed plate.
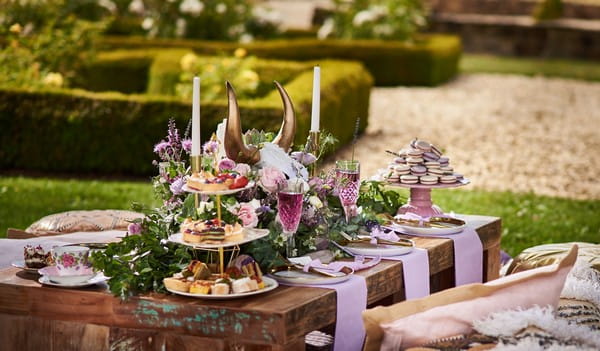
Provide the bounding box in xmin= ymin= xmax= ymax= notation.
xmin=167 ymin=228 xmax=270 ymax=249
xmin=182 ymin=181 xmax=255 ymax=196
xmin=390 ymin=217 xmax=466 ymax=236
xmin=165 ymin=276 xmax=278 ymax=299
xmin=342 ymin=241 xmax=414 ymax=257
xmin=270 ymin=267 xmax=352 ymax=285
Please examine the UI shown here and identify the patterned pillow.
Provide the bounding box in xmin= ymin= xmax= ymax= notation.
xmin=7 ymin=210 xmax=143 ymax=238
xmin=507 ymin=242 xmax=600 ymax=274
xmin=362 ymin=245 xmax=578 ymax=351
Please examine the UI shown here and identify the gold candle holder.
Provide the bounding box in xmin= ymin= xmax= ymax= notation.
xmin=190 ymin=155 xmax=202 ymax=208
xmin=308 ymin=130 xmax=320 ymax=177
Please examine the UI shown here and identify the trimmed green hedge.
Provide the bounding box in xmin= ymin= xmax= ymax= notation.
xmin=100 ymin=35 xmax=462 ymax=86
xmin=147 ymin=51 xmax=310 ymax=97
xmin=0 ymin=60 xmax=372 ymax=175
xmin=74 ymin=50 xmax=162 ymax=93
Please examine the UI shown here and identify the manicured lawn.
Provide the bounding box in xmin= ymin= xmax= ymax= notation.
xmin=433 ymin=188 xmax=600 ymax=256
xmin=1 ymin=177 xmax=598 ymax=257
xmin=0 ymin=176 xmax=157 ymax=236
xmin=461 ymin=54 xmax=600 ymax=82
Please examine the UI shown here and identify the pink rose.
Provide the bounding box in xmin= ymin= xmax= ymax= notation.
xmin=127 ymin=222 xmax=142 ymax=235
xmin=259 ymin=166 xmax=287 ymax=193
xmin=61 ymin=253 xmax=75 ymax=268
xmin=236 ymin=203 xmax=258 ymax=228
xmin=233 ymin=163 xmax=251 ymax=176
xmin=218 ymin=158 xmax=236 ymax=171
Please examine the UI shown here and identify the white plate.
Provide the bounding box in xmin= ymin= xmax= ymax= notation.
xmin=389 ymin=222 xmax=466 ymax=236
xmin=166 ymin=276 xmax=278 ymax=299
xmin=168 ymin=228 xmax=270 ymax=249
xmin=38 ymin=273 xmax=107 ymax=288
xmin=342 ymin=242 xmax=414 ymax=257
xmin=270 ymin=269 xmax=352 ymax=285
xmin=12 ymin=260 xmax=41 ymax=273
xmin=182 ymin=181 xmax=255 ymax=196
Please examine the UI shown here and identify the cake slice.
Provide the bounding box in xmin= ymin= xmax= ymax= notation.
xmin=163 ymin=277 xmax=192 ymax=293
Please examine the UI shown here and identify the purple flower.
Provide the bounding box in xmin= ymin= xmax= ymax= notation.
xmin=218 ymin=158 xmax=236 ymax=171
xmin=164 ymin=197 xmax=183 ymax=210
xmin=182 ymin=139 xmax=192 ymax=153
xmin=291 ymin=151 xmax=317 ymax=166
xmin=169 ymin=177 xmax=185 ymax=195
xmin=309 ymin=176 xmax=331 ymax=199
xmin=127 ymin=222 xmax=142 ymax=235
xmin=203 ymin=140 xmax=219 ymax=155
xmin=301 ymin=205 xmax=320 ymax=227
xmin=257 ymin=205 xmax=271 ymax=214
xmin=167 ymin=119 xmax=181 ymax=146
xmin=154 ymin=141 xmax=170 ymax=155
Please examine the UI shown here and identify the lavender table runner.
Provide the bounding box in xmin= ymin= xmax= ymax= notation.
xmin=278 ymin=274 xmax=367 ymax=351
xmin=379 ymin=247 xmax=430 ymax=299
xmin=390 ymin=225 xmax=483 ymax=285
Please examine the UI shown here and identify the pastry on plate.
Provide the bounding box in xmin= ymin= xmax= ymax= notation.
xmin=190 ymin=280 xmax=213 ymax=294
xmin=186 ymin=171 xmax=249 ymax=192
xmin=233 ymin=255 xmax=265 ymax=289
xmin=231 ymin=277 xmax=259 ymax=294
xmin=163 ymin=277 xmax=192 ymax=292
xmin=186 ymin=260 xmax=211 ymax=280
xmin=212 ymin=283 xmax=230 ymax=295
xmin=181 ymin=218 xmax=243 ymax=244
xmin=23 ymin=245 xmax=52 ymax=269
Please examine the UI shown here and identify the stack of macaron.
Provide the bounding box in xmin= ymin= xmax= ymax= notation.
xmin=385 ymin=139 xmax=465 ymax=185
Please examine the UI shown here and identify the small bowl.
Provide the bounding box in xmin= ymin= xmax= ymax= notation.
xmin=38 ymin=266 xmax=95 ymax=285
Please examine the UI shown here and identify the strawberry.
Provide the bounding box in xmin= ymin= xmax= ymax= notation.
xmin=229 ymin=176 xmax=248 ymax=189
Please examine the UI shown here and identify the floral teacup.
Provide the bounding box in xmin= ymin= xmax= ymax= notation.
xmin=51 ymin=246 xmax=90 ymax=276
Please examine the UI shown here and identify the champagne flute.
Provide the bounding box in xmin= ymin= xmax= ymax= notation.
xmin=336 ymin=160 xmax=360 ymax=222
xmin=277 ymin=181 xmax=304 ymax=258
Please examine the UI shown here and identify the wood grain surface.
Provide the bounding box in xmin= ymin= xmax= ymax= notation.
xmin=0 ymin=215 xmax=500 ymax=350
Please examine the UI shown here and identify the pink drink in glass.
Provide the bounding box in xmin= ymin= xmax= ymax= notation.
xmin=278 ymin=190 xmax=303 ymax=257
xmin=277 ymin=191 xmax=303 ymax=233
xmin=336 ymin=160 xmax=360 ymax=222
xmin=336 ymin=169 xmax=360 ymax=205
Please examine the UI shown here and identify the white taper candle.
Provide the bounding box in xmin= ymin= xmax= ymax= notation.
xmin=310 ymin=66 xmax=320 ymax=132
xmin=191 ymin=76 xmax=201 ymax=156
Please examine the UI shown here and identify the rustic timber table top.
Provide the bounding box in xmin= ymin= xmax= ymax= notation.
xmin=0 ymin=214 xmax=501 ymax=350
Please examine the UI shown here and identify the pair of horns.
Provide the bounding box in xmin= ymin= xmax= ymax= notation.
xmin=224 ymin=81 xmax=296 ymax=164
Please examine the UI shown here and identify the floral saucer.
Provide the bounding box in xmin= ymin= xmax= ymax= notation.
xmin=38 ymin=272 xmax=107 ymax=288
xmin=38 ymin=266 xmax=106 ymax=288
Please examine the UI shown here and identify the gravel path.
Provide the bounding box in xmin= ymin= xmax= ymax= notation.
xmin=326 ymin=73 xmax=600 ymax=200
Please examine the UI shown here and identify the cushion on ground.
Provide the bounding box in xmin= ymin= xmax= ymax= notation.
xmin=361 ymin=245 xmax=578 ymax=351
xmin=506 ymin=242 xmax=600 ymax=274
xmin=6 ymin=210 xmax=143 ymax=239
xmin=402 ymin=262 xmax=600 ymax=350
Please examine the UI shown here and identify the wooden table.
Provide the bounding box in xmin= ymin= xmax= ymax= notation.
xmin=0 ymin=215 xmax=500 ymax=351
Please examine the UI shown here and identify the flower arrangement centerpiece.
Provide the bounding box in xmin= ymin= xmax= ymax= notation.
xmin=92 ymin=78 xmax=404 ymax=299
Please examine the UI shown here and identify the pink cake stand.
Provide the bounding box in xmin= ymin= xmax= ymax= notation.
xmin=387 ymin=179 xmax=470 ymax=217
